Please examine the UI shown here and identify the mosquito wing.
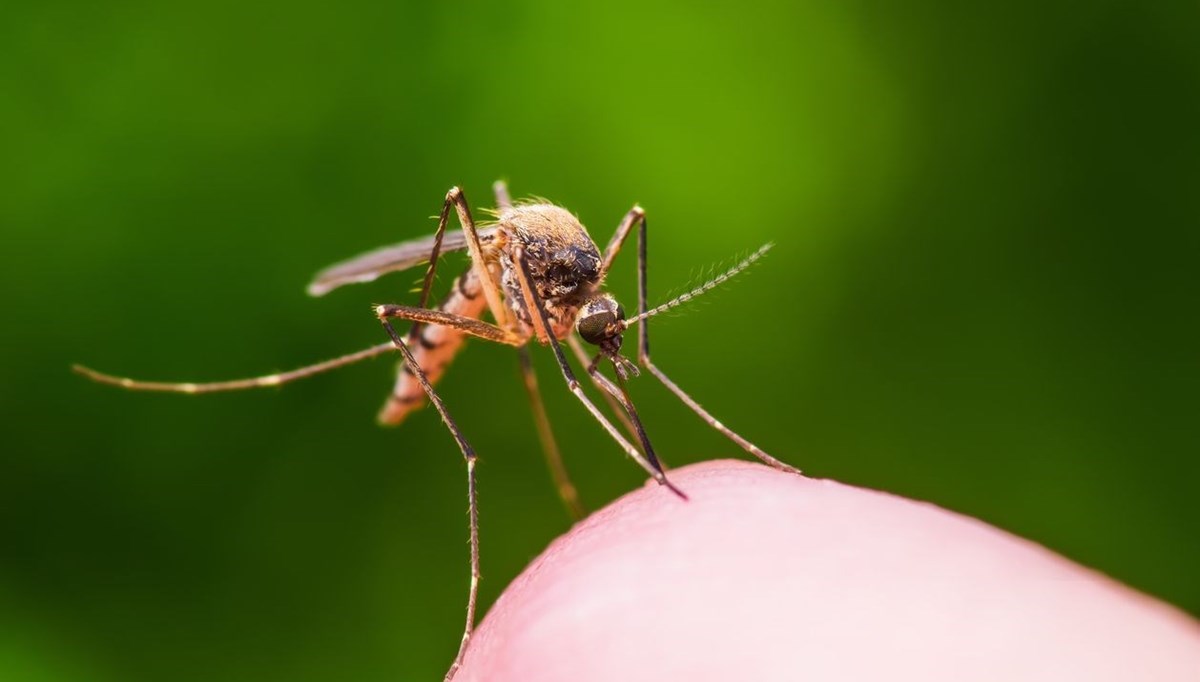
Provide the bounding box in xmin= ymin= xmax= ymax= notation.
xmin=307 ymin=227 xmax=499 ymax=297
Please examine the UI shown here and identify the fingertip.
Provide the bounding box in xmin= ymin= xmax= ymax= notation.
xmin=458 ymin=459 xmax=1200 ymax=682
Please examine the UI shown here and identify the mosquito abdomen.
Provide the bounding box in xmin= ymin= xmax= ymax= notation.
xmin=378 ymin=267 xmax=488 ymax=425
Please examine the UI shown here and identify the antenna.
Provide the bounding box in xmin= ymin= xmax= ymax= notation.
xmin=622 ymin=242 xmax=773 ymax=328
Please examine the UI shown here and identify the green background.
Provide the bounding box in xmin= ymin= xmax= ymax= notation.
xmin=4 ymin=1 xmax=1198 ymax=679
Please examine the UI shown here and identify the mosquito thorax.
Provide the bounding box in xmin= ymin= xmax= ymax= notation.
xmin=577 ymin=294 xmax=625 ymax=348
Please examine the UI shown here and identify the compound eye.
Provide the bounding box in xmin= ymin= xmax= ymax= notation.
xmin=577 ymin=311 xmax=615 ymax=345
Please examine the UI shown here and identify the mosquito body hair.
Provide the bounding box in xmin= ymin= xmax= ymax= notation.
xmin=622 ymin=242 xmax=773 ymax=328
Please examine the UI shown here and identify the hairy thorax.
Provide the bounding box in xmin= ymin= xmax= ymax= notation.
xmin=493 ymin=204 xmax=603 ymax=340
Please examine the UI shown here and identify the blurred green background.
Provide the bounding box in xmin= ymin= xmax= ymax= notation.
xmin=3 ymin=0 xmax=1198 ymax=679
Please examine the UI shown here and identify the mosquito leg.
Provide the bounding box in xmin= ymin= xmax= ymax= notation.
xmin=600 ymin=205 xmax=644 ymax=277
xmin=565 ymin=333 xmax=640 ymax=443
xmin=72 ymin=342 xmax=398 ymax=394
xmin=378 ymin=317 xmax=481 ymax=682
xmin=517 ymin=346 xmax=585 ymax=520
xmin=414 ymin=190 xmax=455 ymax=312
xmin=374 ymin=304 xmax=523 ymax=346
xmin=445 ymin=187 xmax=513 ymax=331
xmin=625 ymin=209 xmax=800 ymax=474
xmin=492 ymin=180 xmax=513 ymax=210
xmin=643 ymin=362 xmax=798 ymax=473
xmin=510 ymin=245 xmax=686 ymax=499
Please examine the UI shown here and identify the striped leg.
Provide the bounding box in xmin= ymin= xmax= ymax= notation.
xmin=377 ymin=316 xmax=481 ymax=682
xmin=610 ymin=207 xmax=800 ymax=474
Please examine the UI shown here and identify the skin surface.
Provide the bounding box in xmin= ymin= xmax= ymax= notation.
xmin=458 ymin=460 xmax=1200 ymax=681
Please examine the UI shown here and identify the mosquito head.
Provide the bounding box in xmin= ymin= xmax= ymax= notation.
xmin=577 ymin=293 xmax=626 ymax=352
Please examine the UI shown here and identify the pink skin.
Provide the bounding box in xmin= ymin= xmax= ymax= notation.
xmin=458 ymin=460 xmax=1200 ymax=681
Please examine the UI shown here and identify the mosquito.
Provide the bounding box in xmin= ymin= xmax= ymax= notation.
xmin=74 ymin=181 xmax=799 ymax=681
